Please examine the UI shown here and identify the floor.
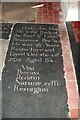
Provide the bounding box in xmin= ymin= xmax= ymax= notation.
xmin=1 ymin=2 xmax=63 ymax=23
xmin=0 ymin=2 xmax=79 ymax=119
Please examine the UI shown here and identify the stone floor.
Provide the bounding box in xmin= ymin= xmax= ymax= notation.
xmin=2 ymin=2 xmax=37 ymax=22
xmin=0 ymin=2 xmax=79 ymax=119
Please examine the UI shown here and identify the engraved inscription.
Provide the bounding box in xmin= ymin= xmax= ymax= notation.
xmin=5 ymin=24 xmax=62 ymax=94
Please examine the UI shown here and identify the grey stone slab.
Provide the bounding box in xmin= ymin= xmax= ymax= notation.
xmin=0 ymin=23 xmax=13 ymax=39
xmin=2 ymin=23 xmax=69 ymax=119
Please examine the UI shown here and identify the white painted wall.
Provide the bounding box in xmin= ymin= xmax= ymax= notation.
xmin=61 ymin=0 xmax=70 ymax=20
xmin=66 ymin=1 xmax=79 ymax=21
xmin=61 ymin=0 xmax=79 ymax=21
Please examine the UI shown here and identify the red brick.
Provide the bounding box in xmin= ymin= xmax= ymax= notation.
xmin=64 ymin=65 xmax=74 ymax=72
xmin=60 ymin=31 xmax=67 ymax=38
xmin=65 ymin=72 xmax=76 ymax=81
xmin=70 ymin=109 xmax=79 ymax=118
xmin=42 ymin=19 xmax=48 ymax=23
xmin=68 ymin=88 xmax=79 ymax=98
xmin=36 ymin=19 xmax=42 ymax=23
xmin=61 ymin=40 xmax=69 ymax=48
xmin=43 ymin=9 xmax=47 ymax=13
xmin=48 ymin=19 xmax=54 ymax=23
xmin=68 ymin=98 xmax=79 ymax=108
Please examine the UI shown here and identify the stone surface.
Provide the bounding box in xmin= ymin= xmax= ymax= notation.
xmin=2 ymin=2 xmax=37 ymax=22
xmin=0 ymin=23 xmax=13 ymax=39
xmin=2 ymin=23 xmax=68 ymax=118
